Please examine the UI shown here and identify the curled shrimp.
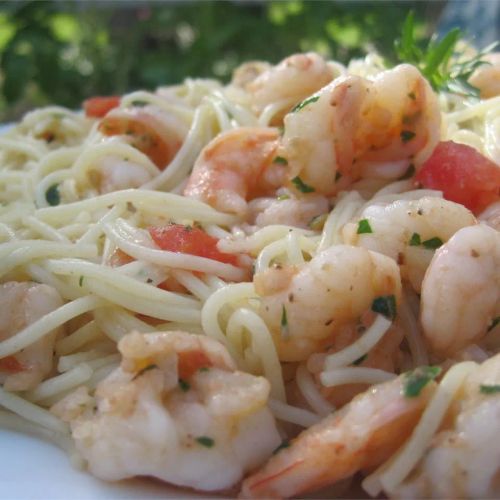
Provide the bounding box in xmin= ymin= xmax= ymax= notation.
xmin=395 ymin=353 xmax=500 ymax=498
xmin=344 ymin=197 xmax=477 ymax=292
xmin=53 ymin=330 xmax=280 ymax=492
xmin=240 ymin=373 xmax=435 ymax=499
xmin=99 ymin=106 xmax=187 ymax=169
xmin=420 ymin=224 xmax=500 ymax=358
xmin=468 ymin=53 xmax=500 ymax=99
xmin=279 ymin=64 xmax=440 ymax=195
xmin=254 ymin=245 xmax=402 ymax=362
xmin=184 ymin=127 xmax=284 ymax=216
xmin=244 ymin=52 xmax=336 ymax=119
xmin=0 ymin=282 xmax=63 ymax=391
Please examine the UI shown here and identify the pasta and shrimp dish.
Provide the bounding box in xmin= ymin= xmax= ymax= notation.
xmin=1 ymin=28 xmax=500 ymax=499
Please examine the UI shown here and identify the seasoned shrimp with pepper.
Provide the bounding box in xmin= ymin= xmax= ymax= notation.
xmin=240 ymin=372 xmax=435 ymax=499
xmin=343 ymin=197 xmax=477 ymax=292
xmin=52 ymin=330 xmax=280 ymax=492
xmin=420 ymin=224 xmax=500 ymax=358
xmin=395 ymin=353 xmax=500 ymax=498
xmin=0 ymin=281 xmax=64 ymax=391
xmin=254 ymin=245 xmax=402 ymax=361
xmin=279 ymin=64 xmax=440 ymax=195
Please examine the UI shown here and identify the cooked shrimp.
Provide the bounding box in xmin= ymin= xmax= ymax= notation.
xmin=247 ymin=193 xmax=329 ymax=229
xmin=240 ymin=374 xmax=435 ymax=499
xmin=420 ymin=224 xmax=500 ymax=358
xmin=468 ymin=53 xmax=500 ymax=99
xmin=245 ymin=52 xmax=336 ymax=117
xmin=279 ymin=64 xmax=440 ymax=195
xmin=53 ymin=330 xmax=280 ymax=492
xmin=99 ymin=106 xmax=187 ymax=168
xmin=343 ymin=197 xmax=477 ymax=292
xmin=90 ymin=156 xmax=154 ymax=193
xmin=254 ymin=245 xmax=402 ymax=361
xmin=184 ymin=127 xmax=283 ymax=216
xmin=0 ymin=282 xmax=64 ymax=391
xmin=395 ymin=353 xmax=500 ymax=498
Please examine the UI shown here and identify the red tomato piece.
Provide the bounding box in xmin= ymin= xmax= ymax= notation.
xmin=0 ymin=356 xmax=25 ymax=374
xmin=415 ymin=141 xmax=500 ymax=214
xmin=83 ymin=96 xmax=121 ymax=118
xmin=148 ymin=224 xmax=238 ymax=266
xmin=177 ymin=350 xmax=212 ymax=380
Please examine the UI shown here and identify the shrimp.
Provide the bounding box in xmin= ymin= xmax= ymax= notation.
xmin=279 ymin=64 xmax=440 ymax=195
xmin=99 ymin=106 xmax=188 ymax=168
xmin=184 ymin=127 xmax=284 ymax=216
xmin=254 ymin=245 xmax=402 ymax=362
xmin=0 ymin=282 xmax=64 ymax=391
xmin=240 ymin=373 xmax=435 ymax=499
xmin=245 ymin=52 xmax=336 ymax=118
xmin=343 ymin=197 xmax=477 ymax=292
xmin=468 ymin=52 xmax=500 ymax=99
xmin=394 ymin=353 xmax=500 ymax=498
xmin=420 ymin=224 xmax=500 ymax=358
xmin=247 ymin=193 xmax=329 ymax=229
xmin=52 ymin=330 xmax=281 ymax=492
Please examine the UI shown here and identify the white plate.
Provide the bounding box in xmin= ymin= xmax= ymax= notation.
xmin=0 ymin=429 xmax=207 ymax=499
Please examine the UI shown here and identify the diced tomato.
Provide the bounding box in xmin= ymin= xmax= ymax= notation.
xmin=148 ymin=224 xmax=239 ymax=266
xmin=177 ymin=350 xmax=212 ymax=380
xmin=0 ymin=356 xmax=25 ymax=374
xmin=415 ymin=141 xmax=500 ymax=214
xmin=83 ymin=96 xmax=121 ymax=118
xmin=109 ymin=248 xmax=135 ymax=267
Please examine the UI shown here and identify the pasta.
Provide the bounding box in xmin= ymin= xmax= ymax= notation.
xmin=1 ymin=43 xmax=500 ymax=499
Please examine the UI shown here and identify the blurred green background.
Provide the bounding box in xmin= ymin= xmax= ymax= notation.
xmin=0 ymin=1 xmax=447 ymax=121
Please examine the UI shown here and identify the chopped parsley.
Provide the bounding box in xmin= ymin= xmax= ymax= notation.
xmin=178 ymin=378 xmax=190 ymax=392
xmin=479 ymin=384 xmax=500 ymax=395
xmin=133 ymin=364 xmax=158 ymax=380
xmin=281 ymin=305 xmax=289 ymax=339
xmin=401 ymin=130 xmax=416 ymax=143
xmin=371 ymin=295 xmax=397 ymax=320
xmin=78 ymin=276 xmax=84 ymax=287
xmin=292 ymin=95 xmax=320 ymax=113
xmin=488 ymin=317 xmax=500 ymax=332
xmin=422 ymin=237 xmax=443 ymax=249
xmin=196 ymin=436 xmax=215 ymax=448
xmin=45 ymin=184 xmax=60 ymax=206
xmin=272 ymin=440 xmax=290 ymax=454
xmin=199 ymin=366 xmax=210 ymax=373
xmin=291 ymin=176 xmax=315 ymax=193
xmin=352 ymin=354 xmax=368 ymax=366
xmin=277 ymin=193 xmax=290 ymax=201
xmin=357 ymin=219 xmax=373 ymax=234
xmin=409 ymin=232 xmax=421 ymax=246
xmin=273 ymin=156 xmax=288 ymax=165
xmin=403 ymin=366 xmax=441 ymax=398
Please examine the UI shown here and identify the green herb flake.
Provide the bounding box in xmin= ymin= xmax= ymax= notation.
xmin=272 ymin=440 xmax=290 ymax=455
xmin=422 ymin=237 xmax=443 ymax=249
xmin=199 ymin=366 xmax=210 ymax=373
xmin=178 ymin=378 xmax=191 ymax=392
xmin=401 ymin=130 xmax=416 ymax=143
xmin=280 ymin=305 xmax=289 ymax=339
xmin=308 ymin=213 xmax=327 ymax=231
xmin=133 ymin=364 xmax=158 ymax=380
xmin=277 ymin=193 xmax=290 ymax=201
xmin=292 ymin=95 xmax=320 ymax=113
xmin=409 ymin=232 xmax=421 ymax=246
xmin=45 ymin=184 xmax=61 ymax=206
xmin=196 ymin=436 xmax=215 ymax=448
xmin=357 ymin=219 xmax=373 ymax=234
xmin=488 ymin=317 xmax=500 ymax=332
xmin=371 ymin=295 xmax=397 ymax=320
xmin=78 ymin=276 xmax=84 ymax=287
xmin=352 ymin=354 xmax=368 ymax=366
xmin=273 ymin=156 xmax=288 ymax=165
xmin=403 ymin=366 xmax=441 ymax=398
xmin=480 ymin=384 xmax=500 ymax=395
xmin=291 ymin=176 xmax=315 ymax=193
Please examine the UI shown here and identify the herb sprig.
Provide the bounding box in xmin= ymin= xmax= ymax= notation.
xmin=395 ymin=11 xmax=497 ymax=97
